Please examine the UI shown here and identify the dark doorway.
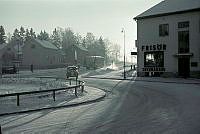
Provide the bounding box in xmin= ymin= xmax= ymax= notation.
xmin=178 ymin=57 xmax=190 ymax=78
xmin=178 ymin=31 xmax=189 ymax=53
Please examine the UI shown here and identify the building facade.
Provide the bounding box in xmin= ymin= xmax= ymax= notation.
xmin=65 ymin=44 xmax=88 ymax=67
xmin=0 ymin=43 xmax=16 ymax=66
xmin=22 ymin=39 xmax=65 ymax=69
xmin=134 ymin=0 xmax=200 ymax=77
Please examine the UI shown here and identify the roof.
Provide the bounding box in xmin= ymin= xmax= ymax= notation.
xmin=74 ymin=44 xmax=88 ymax=52
xmin=34 ymin=39 xmax=59 ymax=50
xmin=134 ymin=0 xmax=200 ymax=20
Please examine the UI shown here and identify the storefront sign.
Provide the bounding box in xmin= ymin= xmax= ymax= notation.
xmin=142 ymin=67 xmax=165 ymax=72
xmin=142 ymin=44 xmax=166 ymax=51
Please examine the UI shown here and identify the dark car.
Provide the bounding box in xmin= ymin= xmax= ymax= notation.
xmin=66 ymin=66 xmax=79 ymax=79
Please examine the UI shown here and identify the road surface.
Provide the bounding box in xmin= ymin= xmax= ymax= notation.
xmin=1 ymin=67 xmax=200 ymax=134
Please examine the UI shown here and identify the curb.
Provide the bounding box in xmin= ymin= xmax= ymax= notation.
xmin=83 ymin=76 xmax=200 ymax=85
xmin=82 ymin=76 xmax=127 ymax=81
xmin=133 ymin=79 xmax=200 ymax=84
xmin=0 ymin=89 xmax=106 ymax=117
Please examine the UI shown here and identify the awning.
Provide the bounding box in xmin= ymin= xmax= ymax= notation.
xmin=174 ymin=53 xmax=193 ymax=57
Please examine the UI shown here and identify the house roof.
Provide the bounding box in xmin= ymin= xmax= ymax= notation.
xmin=34 ymin=39 xmax=59 ymax=50
xmin=70 ymin=44 xmax=88 ymax=52
xmin=76 ymin=44 xmax=88 ymax=52
xmin=134 ymin=0 xmax=200 ymax=20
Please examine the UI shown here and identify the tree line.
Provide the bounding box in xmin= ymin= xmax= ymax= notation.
xmin=0 ymin=25 xmax=121 ymax=63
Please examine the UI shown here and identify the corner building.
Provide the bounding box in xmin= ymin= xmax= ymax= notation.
xmin=134 ymin=0 xmax=200 ymax=77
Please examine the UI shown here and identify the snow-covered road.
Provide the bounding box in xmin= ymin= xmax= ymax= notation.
xmin=1 ymin=67 xmax=200 ymax=134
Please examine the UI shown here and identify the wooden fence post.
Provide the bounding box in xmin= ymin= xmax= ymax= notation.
xmin=75 ymin=87 xmax=77 ymax=97
xmin=0 ymin=125 xmax=2 ymax=134
xmin=81 ymin=81 xmax=85 ymax=93
xmin=79 ymin=81 xmax=81 ymax=85
xmin=17 ymin=94 xmax=20 ymax=106
xmin=81 ymin=85 xmax=84 ymax=93
xmin=53 ymin=91 xmax=55 ymax=101
xmin=69 ymin=79 xmax=71 ymax=85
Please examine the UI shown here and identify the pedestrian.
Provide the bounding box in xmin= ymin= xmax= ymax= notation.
xmin=13 ymin=65 xmax=16 ymax=73
xmin=31 ymin=64 xmax=33 ymax=73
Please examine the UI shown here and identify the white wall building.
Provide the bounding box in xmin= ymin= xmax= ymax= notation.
xmin=134 ymin=0 xmax=200 ymax=77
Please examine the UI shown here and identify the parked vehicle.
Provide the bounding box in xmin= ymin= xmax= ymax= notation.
xmin=66 ymin=66 xmax=79 ymax=79
xmin=2 ymin=66 xmax=17 ymax=74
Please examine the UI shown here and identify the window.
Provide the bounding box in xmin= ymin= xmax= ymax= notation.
xmin=144 ymin=51 xmax=164 ymax=67
xmin=159 ymin=24 xmax=169 ymax=36
xmin=178 ymin=21 xmax=189 ymax=28
xmin=178 ymin=31 xmax=189 ymax=53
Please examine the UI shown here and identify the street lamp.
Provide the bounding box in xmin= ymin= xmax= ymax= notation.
xmin=121 ymin=28 xmax=126 ymax=79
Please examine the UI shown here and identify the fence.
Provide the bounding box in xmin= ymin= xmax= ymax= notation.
xmin=0 ymin=77 xmax=85 ymax=106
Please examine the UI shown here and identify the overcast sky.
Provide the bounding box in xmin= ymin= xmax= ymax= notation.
xmin=0 ymin=0 xmax=163 ymax=61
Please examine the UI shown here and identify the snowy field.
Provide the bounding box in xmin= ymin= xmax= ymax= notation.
xmin=0 ymin=77 xmax=69 ymax=94
xmin=0 ymin=64 xmax=121 ymax=115
xmin=0 ymin=76 xmax=83 ymax=115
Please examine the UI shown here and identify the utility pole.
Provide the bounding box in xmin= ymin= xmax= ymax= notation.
xmin=121 ymin=28 xmax=126 ymax=79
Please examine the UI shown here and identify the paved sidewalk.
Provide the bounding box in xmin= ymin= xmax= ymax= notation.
xmin=126 ymin=70 xmax=200 ymax=84
xmin=134 ymin=77 xmax=200 ymax=84
xmin=0 ymin=86 xmax=106 ymax=116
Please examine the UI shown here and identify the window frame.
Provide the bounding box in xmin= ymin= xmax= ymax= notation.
xmin=178 ymin=21 xmax=189 ymax=29
xmin=159 ymin=24 xmax=169 ymax=37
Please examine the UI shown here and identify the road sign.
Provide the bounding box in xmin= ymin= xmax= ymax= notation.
xmin=131 ymin=52 xmax=137 ymax=55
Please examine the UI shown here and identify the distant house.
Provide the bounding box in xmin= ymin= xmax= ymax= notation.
xmin=86 ymin=56 xmax=104 ymax=69
xmin=65 ymin=44 xmax=88 ymax=66
xmin=22 ymin=39 xmax=66 ymax=69
xmin=0 ymin=43 xmax=16 ymax=66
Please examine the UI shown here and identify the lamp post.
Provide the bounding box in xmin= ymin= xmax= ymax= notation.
xmin=121 ymin=28 xmax=126 ymax=79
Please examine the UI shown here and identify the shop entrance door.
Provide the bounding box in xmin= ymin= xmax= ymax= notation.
xmin=178 ymin=57 xmax=190 ymax=78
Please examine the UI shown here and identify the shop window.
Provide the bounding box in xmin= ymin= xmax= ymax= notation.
xmin=178 ymin=21 xmax=189 ymax=28
xmin=144 ymin=51 xmax=164 ymax=67
xmin=159 ymin=24 xmax=169 ymax=36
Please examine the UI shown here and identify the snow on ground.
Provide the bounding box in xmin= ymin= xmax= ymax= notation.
xmin=105 ymin=62 xmax=118 ymax=71
xmin=0 ymin=64 xmax=118 ymax=115
xmin=0 ymin=76 xmax=84 ymax=115
xmin=0 ymin=87 xmax=83 ymax=114
xmin=0 ymin=77 xmax=68 ymax=94
xmin=0 ymin=66 xmax=104 ymax=115
xmin=83 ymin=62 xmax=121 ymax=77
xmin=0 ymin=85 xmax=106 ymax=115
